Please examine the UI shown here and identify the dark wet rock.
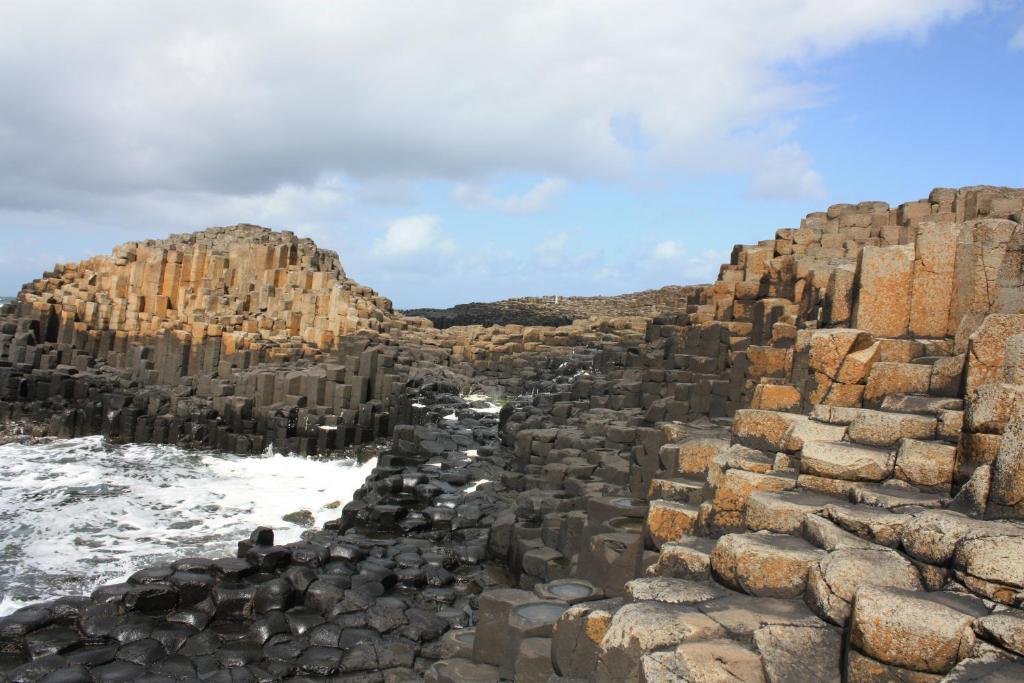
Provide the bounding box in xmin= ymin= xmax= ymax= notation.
xmin=89 ymin=659 xmax=146 ymax=682
xmin=165 ymin=608 xmax=211 ymax=631
xmin=281 ymin=565 xmax=318 ymax=594
xmin=250 ymin=527 xmax=275 ymax=547
xmin=251 ymin=578 xmax=294 ymax=614
xmin=304 ymin=580 xmax=347 ymax=614
xmin=38 ymin=665 xmax=92 ymax=683
xmin=218 ymin=642 xmax=263 ymax=668
xmin=246 ymin=545 xmax=292 ymax=572
xmin=6 ymin=654 xmax=67 ymax=682
xmin=282 ymin=509 xmax=315 ymax=527
xmin=172 ymin=557 xmax=214 ymax=573
xmin=298 ymin=646 xmax=344 ymax=676
xmin=179 ymin=630 xmax=221 ymax=657
xmin=150 ymin=622 xmax=195 ymax=653
xmin=169 ymin=571 xmax=215 ymax=606
xmin=148 ymin=653 xmax=197 ymax=678
xmin=211 ymin=558 xmax=255 ymax=582
xmin=64 ymin=643 xmax=118 ymax=668
xmin=128 ymin=566 xmax=174 ymax=585
xmin=284 ymin=609 xmax=324 ymax=636
xmin=212 ymin=584 xmax=255 ymax=620
xmin=115 ymin=638 xmax=166 ymax=666
xmin=23 ymin=625 xmax=80 ymax=658
xmin=288 ymin=543 xmax=330 ymax=568
xmin=248 ymin=610 xmax=289 ymax=645
xmin=262 ymin=633 xmax=306 ymax=660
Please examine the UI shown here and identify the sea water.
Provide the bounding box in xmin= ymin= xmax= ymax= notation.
xmin=0 ymin=435 xmax=376 ymax=615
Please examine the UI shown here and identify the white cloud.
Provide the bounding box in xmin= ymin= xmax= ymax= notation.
xmin=454 ymin=177 xmax=566 ymax=213
xmin=0 ymin=0 xmax=979 ymax=211
xmin=372 ymin=215 xmax=456 ymax=259
xmin=531 ymin=231 xmax=601 ymax=270
xmin=1010 ymin=24 xmax=1024 ymax=51
xmin=652 ymin=240 xmax=683 ymax=261
xmin=639 ymin=240 xmax=729 ymax=285
xmin=749 ymin=144 xmax=827 ymax=201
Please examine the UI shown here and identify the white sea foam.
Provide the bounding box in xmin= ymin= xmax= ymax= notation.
xmin=0 ymin=435 xmax=376 ymax=615
xmin=463 ymin=394 xmax=503 ymax=414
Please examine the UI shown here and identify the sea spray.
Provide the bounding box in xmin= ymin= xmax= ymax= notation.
xmin=0 ymin=435 xmax=376 ymax=614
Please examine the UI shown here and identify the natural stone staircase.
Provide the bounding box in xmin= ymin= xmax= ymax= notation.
xmin=438 ymin=182 xmax=1024 ymax=682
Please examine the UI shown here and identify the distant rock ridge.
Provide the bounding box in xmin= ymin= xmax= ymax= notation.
xmin=403 ymin=286 xmax=706 ymax=329
xmin=17 ymin=224 xmax=403 ymax=353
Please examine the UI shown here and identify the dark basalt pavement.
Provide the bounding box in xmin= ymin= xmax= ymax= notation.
xmin=0 ymin=381 xmax=529 ymax=683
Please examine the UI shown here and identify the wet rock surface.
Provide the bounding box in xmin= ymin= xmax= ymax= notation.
xmin=0 ymin=387 xmax=521 ymax=682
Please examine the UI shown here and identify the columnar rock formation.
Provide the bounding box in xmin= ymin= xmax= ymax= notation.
xmin=17 ymin=225 xmax=402 ymax=354
xmin=0 ymin=185 xmax=1022 ymax=681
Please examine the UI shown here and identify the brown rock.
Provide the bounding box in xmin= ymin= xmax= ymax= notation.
xmin=910 ymin=221 xmax=960 ymax=337
xmin=893 ymin=438 xmax=956 ymax=491
xmin=974 ymin=611 xmax=1024 ymax=657
xmin=863 ymin=362 xmax=932 ymax=407
xmin=710 ymin=531 xmax=824 ymax=599
xmin=852 ymin=244 xmax=915 ymax=337
xmin=965 ymin=313 xmax=1024 ymax=397
xmin=805 ymin=547 xmax=923 ymax=625
xmin=551 ymin=598 xmax=621 ymax=678
xmin=640 ymin=639 xmax=766 ymax=683
xmin=799 ymin=441 xmax=893 ymax=482
xmin=808 ymin=329 xmax=874 ymax=380
xmin=991 ymin=402 xmax=1024 ymax=511
xmin=849 ymin=586 xmax=980 ymax=674
xmin=595 ymin=601 xmax=724 ymax=681
xmin=847 ymin=411 xmax=935 ymax=447
xmin=732 ymin=409 xmax=800 ymax=452
xmin=644 ymin=500 xmax=700 ymax=549
xmin=754 ymin=623 xmax=842 ymax=683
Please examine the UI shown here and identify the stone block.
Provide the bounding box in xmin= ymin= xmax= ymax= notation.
xmin=849 ymin=586 xmax=983 ymax=674
xmin=852 ymin=244 xmax=915 ymax=337
xmin=806 ymin=548 xmax=922 ymax=625
xmin=909 ymin=221 xmax=960 ymax=337
xmin=894 ymin=438 xmax=956 ymax=491
xmin=710 ymin=531 xmax=824 ymax=598
xmin=863 ymin=362 xmax=931 ymax=408
xmin=595 ymin=601 xmax=724 ymax=681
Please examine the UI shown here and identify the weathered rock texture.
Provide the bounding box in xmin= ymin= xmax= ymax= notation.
xmin=1 ymin=185 xmax=1023 ymax=682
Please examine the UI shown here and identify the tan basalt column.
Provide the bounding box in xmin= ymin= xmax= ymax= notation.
xmin=852 ymin=244 xmax=914 ymax=337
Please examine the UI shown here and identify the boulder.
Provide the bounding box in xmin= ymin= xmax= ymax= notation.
xmin=710 ymin=532 xmax=825 ymax=599
xmin=806 ymin=547 xmax=923 ymax=625
xmin=753 ymin=623 xmax=842 ymax=683
xmin=849 ymin=586 xmax=984 ymax=674
xmin=595 ymin=601 xmax=724 ymax=681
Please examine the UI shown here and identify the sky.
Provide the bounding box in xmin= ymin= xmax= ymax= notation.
xmin=1 ymin=1 xmax=1022 ymax=308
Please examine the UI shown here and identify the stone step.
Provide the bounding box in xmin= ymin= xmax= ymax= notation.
xmin=644 ymin=500 xmax=701 ymax=549
xmin=863 ymin=361 xmax=932 ymax=408
xmin=744 ymin=489 xmax=842 ymax=535
xmin=647 ymin=537 xmax=717 ymax=581
xmin=879 ymin=393 xmax=963 ymax=416
xmin=647 ymin=476 xmax=705 ymax=505
xmin=847 ymin=410 xmax=937 ymax=448
xmin=850 ymin=483 xmax=949 ymax=511
xmin=709 ymin=530 xmax=825 ymax=599
xmin=586 ymin=575 xmax=844 ymax=682
xmin=799 ymin=440 xmax=894 ymax=482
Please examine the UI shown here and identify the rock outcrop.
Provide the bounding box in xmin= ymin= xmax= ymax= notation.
xmin=0 ymin=185 xmax=1023 ymax=682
